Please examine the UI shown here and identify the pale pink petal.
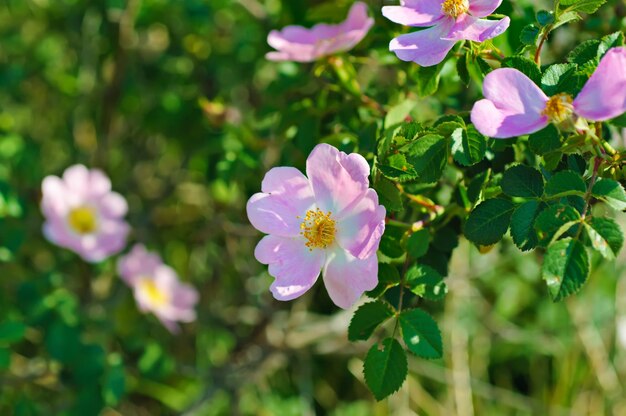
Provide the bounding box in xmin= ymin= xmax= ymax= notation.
xmin=573 ymin=47 xmax=626 ymax=121
xmin=41 ymin=176 xmax=70 ymax=217
xmin=445 ymin=15 xmax=509 ymax=42
xmin=306 ymin=143 xmax=371 ymax=216
xmin=157 ymin=318 xmax=180 ymax=334
xmin=117 ymin=244 xmax=163 ymax=286
xmin=471 ymin=68 xmax=549 ymax=138
xmin=99 ymin=192 xmax=128 ymax=218
xmin=254 ymin=235 xmax=325 ymax=301
xmin=88 ymin=169 xmax=113 ymax=197
xmin=469 ymin=0 xmax=503 ymax=17
xmin=81 ymin=220 xmax=130 ymax=262
xmin=389 ymin=20 xmax=456 ymax=67
xmin=261 ymin=166 xmax=312 ymax=195
xmin=336 ymin=189 xmax=386 ymax=260
xmin=322 ymin=248 xmax=378 ymax=309
xmin=62 ymin=165 xmax=90 ymax=195
xmin=382 ymin=2 xmax=445 ymax=27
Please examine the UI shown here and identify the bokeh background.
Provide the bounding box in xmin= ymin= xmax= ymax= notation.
xmin=1 ymin=0 xmax=626 ymax=414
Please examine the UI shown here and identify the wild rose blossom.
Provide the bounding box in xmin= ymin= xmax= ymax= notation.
xmin=471 ymin=47 xmax=626 ymax=138
xmin=41 ymin=165 xmax=130 ymax=262
xmin=247 ymin=144 xmax=386 ymax=309
xmin=118 ymin=244 xmax=199 ymax=333
xmin=383 ymin=0 xmax=510 ymax=67
xmin=266 ymin=2 xmax=374 ymax=62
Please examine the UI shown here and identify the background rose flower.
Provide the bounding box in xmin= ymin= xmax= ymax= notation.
xmin=247 ymin=143 xmax=386 ymax=309
xmin=41 ymin=164 xmax=130 ymax=262
xmin=266 ymin=2 xmax=373 ymax=62
xmin=118 ymin=244 xmax=199 ymax=333
xmin=471 ymin=47 xmax=626 ymax=138
xmin=383 ymin=0 xmax=510 ymax=66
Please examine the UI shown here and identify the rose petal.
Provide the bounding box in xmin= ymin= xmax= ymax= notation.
xmin=336 ymin=189 xmax=386 ymax=260
xmin=306 ymin=143 xmax=371 ymax=216
xmin=469 ymin=0 xmax=503 ymax=17
xmin=389 ymin=20 xmax=456 ymax=67
xmin=62 ymin=165 xmax=91 ymax=195
xmin=471 ymin=68 xmax=549 ymax=138
xmin=382 ymin=3 xmax=445 ymax=27
xmin=445 ymin=15 xmax=509 ymax=42
xmin=99 ymin=192 xmax=128 ymax=219
xmin=573 ymin=47 xmax=626 ymax=121
xmin=117 ymin=244 xmax=164 ymax=286
xmin=322 ymin=248 xmax=378 ymax=309
xmin=255 ymin=235 xmax=325 ymax=301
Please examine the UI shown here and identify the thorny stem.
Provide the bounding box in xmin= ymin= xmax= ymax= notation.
xmin=574 ymin=157 xmax=602 ymax=239
xmin=534 ymin=25 xmax=553 ymax=65
xmin=392 ymin=255 xmax=412 ymax=338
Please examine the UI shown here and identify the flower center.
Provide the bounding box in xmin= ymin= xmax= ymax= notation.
xmin=138 ymin=278 xmax=169 ymax=306
xmin=67 ymin=207 xmax=98 ymax=234
xmin=441 ymin=0 xmax=469 ymax=18
xmin=300 ymin=208 xmax=336 ymax=250
xmin=542 ymin=93 xmax=574 ymax=124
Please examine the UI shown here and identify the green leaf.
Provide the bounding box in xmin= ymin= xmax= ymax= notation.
xmin=385 ymin=99 xmax=417 ymax=127
xmin=451 ymin=126 xmax=486 ymax=167
xmin=416 ymin=63 xmax=444 ymax=97
xmin=405 ymin=264 xmax=447 ymax=301
xmin=502 ymin=56 xmax=542 ymax=84
xmin=465 ymin=199 xmax=515 ymax=246
xmin=567 ymin=39 xmax=601 ymax=65
xmin=399 ymin=309 xmax=443 ymax=359
xmin=374 ymin=177 xmax=403 ymax=212
xmin=367 ymin=263 xmax=401 ymax=298
xmin=519 ymin=25 xmax=541 ymax=49
xmin=598 ymin=32 xmax=625 ymax=58
xmin=407 ymin=229 xmax=430 ymax=259
xmin=0 ymin=321 xmax=26 ymax=344
xmin=348 ymin=301 xmax=395 ymax=342
xmin=0 ymin=347 xmax=9 ymax=370
xmin=560 ymin=0 xmax=607 ymax=14
xmin=363 ymin=338 xmax=408 ymax=401
xmin=592 ymin=178 xmax=626 ymax=210
xmin=378 ymin=153 xmax=418 ymax=183
xmin=405 ymin=134 xmax=448 ymax=184
xmin=545 ymin=170 xmax=587 ymax=197
xmin=104 ymin=354 xmax=126 ymax=406
xmin=542 ymin=238 xmax=590 ymax=301
xmin=584 ymin=217 xmax=624 ymax=260
xmin=537 ymin=10 xmax=555 ymax=26
xmin=528 ymin=125 xmax=562 ymax=155
xmin=511 ymin=201 xmax=547 ymax=251
xmin=501 ymin=165 xmax=544 ymax=198
xmin=457 ymin=53 xmax=470 ymax=85
xmin=535 ymin=204 xmax=581 ymax=246
xmin=379 ymin=234 xmax=405 ymax=258
xmin=541 ymin=63 xmax=580 ymax=96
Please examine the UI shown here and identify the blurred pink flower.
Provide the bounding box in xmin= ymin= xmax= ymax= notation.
xmin=383 ymin=0 xmax=510 ymax=67
xmin=266 ymin=2 xmax=374 ymax=62
xmin=41 ymin=165 xmax=130 ymax=262
xmin=247 ymin=143 xmax=386 ymax=309
xmin=118 ymin=244 xmax=199 ymax=333
xmin=471 ymin=47 xmax=626 ymax=138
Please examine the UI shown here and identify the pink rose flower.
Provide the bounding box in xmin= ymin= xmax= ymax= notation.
xmin=41 ymin=165 xmax=130 ymax=262
xmin=383 ymin=0 xmax=510 ymax=67
xmin=471 ymin=47 xmax=626 ymax=138
xmin=117 ymin=244 xmax=199 ymax=333
xmin=247 ymin=144 xmax=386 ymax=309
xmin=266 ymin=2 xmax=374 ymax=62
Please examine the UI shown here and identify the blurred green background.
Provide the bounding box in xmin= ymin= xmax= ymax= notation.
xmin=0 ymin=0 xmax=626 ymax=414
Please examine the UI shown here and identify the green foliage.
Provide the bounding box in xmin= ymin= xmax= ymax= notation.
xmin=363 ymin=338 xmax=408 ymax=401
xmin=465 ymin=199 xmax=516 ymax=246
xmin=542 ymin=238 xmax=590 ymax=301
xmin=399 ymin=309 xmax=443 ymax=359
xmin=501 ymin=165 xmax=544 ymax=198
xmin=348 ymin=301 xmax=395 ymax=342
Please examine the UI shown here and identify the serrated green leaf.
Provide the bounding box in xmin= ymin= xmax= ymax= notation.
xmin=585 ymin=217 xmax=624 ymax=260
xmin=592 ymin=178 xmax=626 ymax=210
xmin=529 ymin=125 xmax=562 ymax=155
xmin=545 ymin=170 xmax=587 ymax=197
xmin=502 ymin=56 xmax=542 ymax=84
xmin=519 ymin=25 xmax=541 ymax=48
xmin=379 ymin=234 xmax=405 ymax=259
xmin=501 ymin=165 xmax=544 ymax=198
xmin=542 ymin=238 xmax=589 ymax=301
xmin=465 ymin=199 xmax=515 ymax=246
xmin=451 ymin=126 xmax=486 ymax=167
xmin=405 ymin=264 xmax=447 ymax=301
xmin=416 ymin=63 xmax=444 ymax=97
xmin=553 ymin=10 xmax=581 ymax=29
xmin=374 ymin=177 xmax=403 ymax=212
xmin=399 ymin=309 xmax=443 ymax=359
xmin=598 ymin=32 xmax=625 ymax=58
xmin=0 ymin=321 xmax=26 ymax=344
xmin=567 ymin=39 xmax=601 ymax=65
xmin=363 ymin=338 xmax=408 ymax=401
xmin=535 ymin=204 xmax=581 ymax=246
xmin=541 ymin=63 xmax=580 ymax=96
xmin=405 ymin=134 xmax=447 ymax=184
xmin=511 ymin=201 xmax=547 ymax=251
xmin=348 ymin=301 xmax=395 ymax=342
xmin=457 ymin=53 xmax=470 ymax=86
xmin=378 ymin=153 xmax=418 ymax=183
xmin=367 ymin=263 xmax=401 ymax=298
xmin=407 ymin=229 xmax=430 ymax=259
xmin=560 ymin=0 xmax=607 ymax=14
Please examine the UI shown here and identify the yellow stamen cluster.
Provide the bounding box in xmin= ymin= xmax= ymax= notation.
xmin=441 ymin=0 xmax=469 ymax=18
xmin=300 ymin=208 xmax=336 ymax=250
xmin=139 ymin=278 xmax=169 ymax=306
xmin=67 ymin=207 xmax=98 ymax=234
xmin=542 ymin=93 xmax=574 ymax=124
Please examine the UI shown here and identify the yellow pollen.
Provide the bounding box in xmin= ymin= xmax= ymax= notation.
xmin=138 ymin=278 xmax=169 ymax=306
xmin=441 ymin=0 xmax=469 ymax=18
xmin=67 ymin=207 xmax=97 ymax=234
xmin=542 ymin=93 xmax=574 ymax=123
xmin=299 ymin=208 xmax=336 ymax=250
